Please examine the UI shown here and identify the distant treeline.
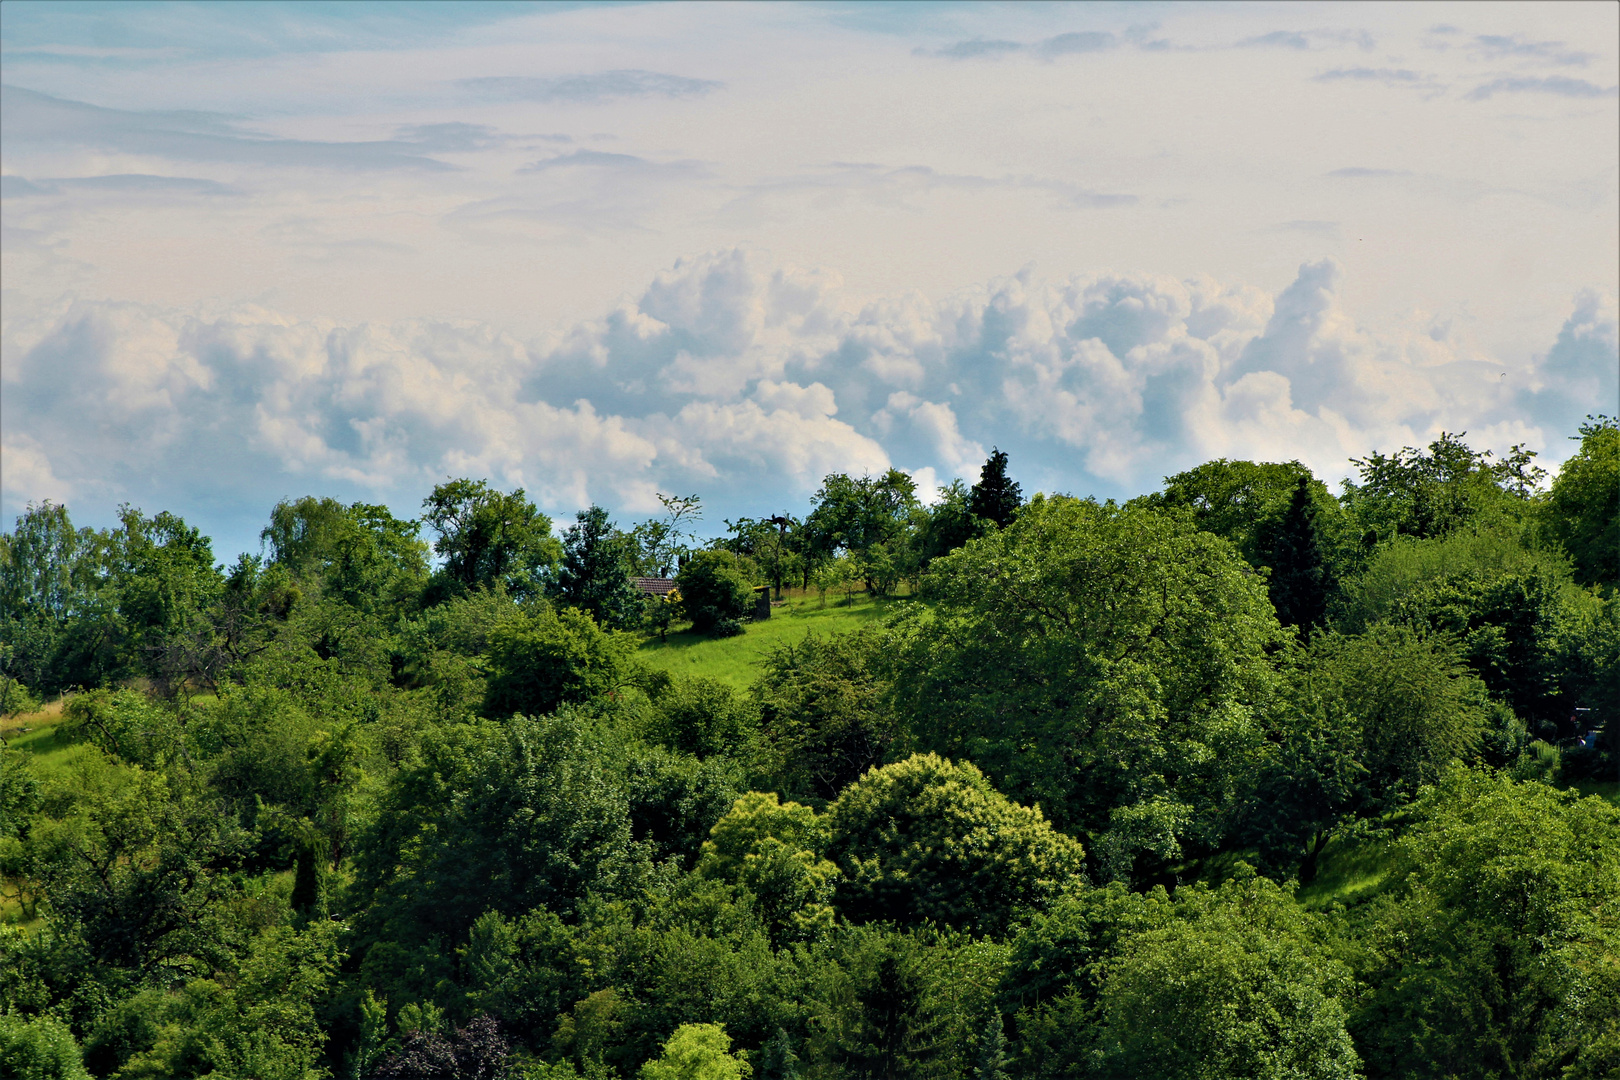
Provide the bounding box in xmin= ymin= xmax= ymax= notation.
xmin=0 ymin=417 xmax=1616 ymax=1080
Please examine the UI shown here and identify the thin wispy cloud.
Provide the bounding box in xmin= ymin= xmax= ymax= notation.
xmin=1238 ymin=29 xmax=1375 ymax=51
xmin=393 ymin=122 xmax=509 ymax=153
xmin=917 ymin=31 xmax=1117 ymax=60
xmin=1322 ymin=167 xmax=1514 ymax=208
xmin=1472 ymin=34 xmax=1594 ymax=67
xmin=1465 ymin=75 xmax=1619 ymax=101
xmin=1326 ymin=167 xmax=1413 ymax=179
xmin=2 ymin=85 xmax=458 ymax=171
xmin=1314 ymin=68 xmax=1444 ymax=93
xmin=3 ymin=43 xmax=190 ymax=61
xmin=717 ymin=162 xmax=1135 ymax=227
xmin=517 ymin=149 xmax=708 ymax=177
xmin=457 ymin=70 xmax=722 ymax=104
xmin=7 ymin=174 xmax=241 ymax=198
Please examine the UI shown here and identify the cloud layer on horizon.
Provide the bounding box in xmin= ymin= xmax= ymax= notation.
xmin=0 ymin=4 xmax=1614 ymax=555
xmin=3 ymin=251 xmax=1613 ymax=553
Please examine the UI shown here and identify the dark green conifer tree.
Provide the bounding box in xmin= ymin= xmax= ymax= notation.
xmin=972 ymin=1014 xmax=1010 ymax=1080
xmin=758 ymin=1027 xmax=801 ymax=1080
xmin=968 ymin=448 xmax=1022 ymax=528
xmin=1259 ymin=476 xmax=1330 ymax=636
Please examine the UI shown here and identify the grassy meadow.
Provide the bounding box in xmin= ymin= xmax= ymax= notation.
xmin=636 ymin=586 xmax=914 ymax=688
xmin=0 ymin=698 xmax=88 ymax=778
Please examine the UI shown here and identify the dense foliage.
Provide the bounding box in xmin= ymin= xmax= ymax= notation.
xmin=1 ymin=426 xmax=1615 ymax=1080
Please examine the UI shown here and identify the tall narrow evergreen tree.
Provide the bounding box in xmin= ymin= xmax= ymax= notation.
xmin=758 ymin=1027 xmax=801 ymax=1080
xmin=972 ymin=1014 xmax=1011 ymax=1080
xmin=968 ymin=448 xmax=1022 ymax=528
xmin=1259 ymin=476 xmax=1330 ymax=636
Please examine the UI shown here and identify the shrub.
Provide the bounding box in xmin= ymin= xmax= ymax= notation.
xmin=483 ymin=608 xmax=634 ymax=718
xmin=676 ymin=552 xmax=756 ymax=635
xmin=0 ymin=1014 xmax=91 ymax=1080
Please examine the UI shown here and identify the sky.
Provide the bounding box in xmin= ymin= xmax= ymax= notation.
xmin=2 ymin=0 xmax=1616 ymax=558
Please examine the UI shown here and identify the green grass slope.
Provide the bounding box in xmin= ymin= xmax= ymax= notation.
xmin=0 ymin=700 xmax=94 ymax=780
xmin=1295 ymin=836 xmax=1397 ymax=910
xmin=637 ymin=589 xmax=913 ymax=688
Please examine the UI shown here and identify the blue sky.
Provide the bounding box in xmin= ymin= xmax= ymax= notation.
xmin=2 ymin=0 xmax=1616 ymax=557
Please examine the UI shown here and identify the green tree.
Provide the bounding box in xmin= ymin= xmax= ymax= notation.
xmin=1384 ymin=566 xmax=1575 ymax=736
xmin=639 ymin=1023 xmax=752 ymax=1080
xmin=1342 ymin=432 xmax=1543 ymax=542
xmin=1350 ymin=771 xmax=1620 ymax=1080
xmin=456 ymin=908 xmax=583 ymax=1050
xmin=30 ymin=766 xmax=251 ymax=974
xmin=1256 ymin=475 xmax=1333 ymax=635
xmin=757 ymin=1027 xmax=801 ymax=1080
xmin=808 ymin=926 xmax=999 ymax=1080
xmin=1334 ymin=525 xmax=1570 ymax=635
xmin=261 ymin=496 xmax=354 ymax=578
xmin=812 ymin=554 xmax=857 ymax=609
xmin=0 ymin=500 xmax=113 ymax=698
xmin=719 ymin=515 xmax=802 ymax=600
xmin=1304 ymin=625 xmax=1487 ymax=805
xmin=892 ymin=495 xmax=1283 ymax=879
xmin=970 ymin=1014 xmax=1009 ymax=1080
xmin=622 ymin=742 xmax=748 ymax=867
xmin=861 ymin=538 xmax=915 ymax=598
xmin=60 ymin=687 xmax=190 ymax=770
xmin=677 ymin=550 xmax=757 ymax=636
xmin=967 ymin=448 xmax=1022 ymax=529
xmin=805 ymin=470 xmax=920 ymax=590
xmin=646 ymin=676 xmax=760 ymax=759
xmin=1238 ymin=670 xmax=1369 ymax=883
xmin=698 ymin=791 xmax=839 ymax=944
xmin=104 ymin=506 xmax=226 ymax=695
xmin=999 ymin=882 xmax=1175 ymax=1047
xmin=0 ymin=1013 xmax=91 ymax=1080
xmin=915 ymin=479 xmax=985 ymax=568
xmin=754 ymin=630 xmax=904 ymax=802
xmin=1089 ymin=874 xmax=1362 ymax=1080
xmin=1540 ymin=415 xmax=1619 ymax=590
xmin=0 ymin=501 xmax=103 ymax=623
xmin=556 ymin=506 xmax=642 ymax=630
xmin=1245 ymin=618 xmax=1514 ymax=881
xmin=263 ymin=497 xmax=427 ymax=612
xmin=113 ymin=922 xmax=342 ymax=1080
xmin=483 ymin=607 xmax=635 ymax=718
xmin=351 ymin=711 xmax=653 ymax=952
xmin=1152 ymin=459 xmax=1333 ymax=558
xmin=643 ymin=589 xmax=680 ymax=643
xmin=422 ymin=479 xmax=559 ymax=597
xmin=823 ymin=754 xmax=1086 ymax=936
xmin=1003 ymin=875 xmax=1359 ymax=1080
xmin=631 ymin=493 xmax=704 ymax=578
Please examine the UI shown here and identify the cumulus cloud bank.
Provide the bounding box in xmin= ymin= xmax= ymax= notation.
xmin=2 ymin=252 xmax=1614 ymax=551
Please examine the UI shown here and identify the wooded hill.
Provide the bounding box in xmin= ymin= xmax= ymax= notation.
xmin=1 ymin=419 xmax=1616 ymax=1080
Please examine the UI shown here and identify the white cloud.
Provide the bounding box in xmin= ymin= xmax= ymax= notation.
xmin=4 ymin=251 xmax=1614 ymax=555
xmin=0 ymin=435 xmax=74 ymax=506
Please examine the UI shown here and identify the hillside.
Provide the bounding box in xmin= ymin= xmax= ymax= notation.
xmin=635 ymin=588 xmax=912 ymax=687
